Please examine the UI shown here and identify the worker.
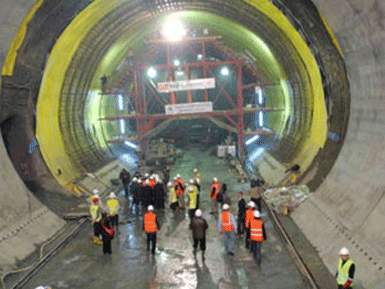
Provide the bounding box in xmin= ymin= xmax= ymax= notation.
xmin=248 ymin=210 xmax=266 ymax=265
xmin=335 ymin=247 xmax=355 ymax=289
xmin=106 ymin=192 xmax=120 ymax=228
xmin=245 ymin=201 xmax=255 ymax=249
xmin=90 ymin=195 xmax=103 ymax=245
xmin=237 ymin=191 xmax=246 ymax=235
xmin=168 ymin=181 xmax=179 ymax=211
xmin=162 ymin=166 xmax=170 ymax=187
xmin=119 ymin=169 xmax=131 ymax=199
xmin=175 ymin=174 xmax=186 ymax=209
xmin=209 ymin=177 xmax=221 ymax=214
xmin=193 ymin=168 xmax=200 ymax=181
xmin=143 ymin=205 xmax=160 ymax=255
xmin=218 ymin=204 xmax=237 ymax=256
xmin=142 ymin=179 xmax=153 ymax=211
xmin=130 ymin=177 xmax=141 ymax=214
xmin=89 ymin=189 xmax=101 ymax=205
xmin=154 ymin=176 xmax=166 ymax=209
xmin=100 ymin=213 xmax=115 ymax=254
xmin=187 ymin=186 xmax=198 ymax=220
xmin=189 ymin=209 xmax=208 ymax=259
xmin=149 ymin=175 xmax=156 ymax=188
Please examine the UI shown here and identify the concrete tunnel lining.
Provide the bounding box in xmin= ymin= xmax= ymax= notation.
xmin=0 ymin=0 xmax=384 ymax=287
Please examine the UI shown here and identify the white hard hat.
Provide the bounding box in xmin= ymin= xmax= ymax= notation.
xmin=144 ymin=173 xmax=149 ymax=178
xmin=150 ymin=175 xmax=155 ymax=180
xmin=176 ymin=174 xmax=181 ymax=178
xmin=248 ymin=201 xmax=255 ymax=208
xmin=109 ymin=192 xmax=116 ymax=198
xmin=339 ymin=247 xmax=349 ymax=255
xmin=213 ymin=177 xmax=218 ymax=182
xmin=253 ymin=210 xmax=261 ymax=218
xmin=146 ymin=179 xmax=150 ymax=185
xmin=93 ymin=189 xmax=99 ymax=194
xmin=222 ymin=204 xmax=230 ymax=210
xmin=195 ymin=209 xmax=202 ymax=217
xmin=147 ymin=205 xmax=154 ymax=211
xmin=196 ymin=178 xmax=201 ymax=184
xmin=189 ymin=179 xmax=194 ymax=184
xmin=132 ymin=177 xmax=138 ymax=182
xmin=188 ymin=186 xmax=194 ymax=192
xmin=193 ymin=168 xmax=198 ymax=172
xmin=173 ymin=177 xmax=177 ymax=181
xmin=167 ymin=182 xmax=173 ymax=187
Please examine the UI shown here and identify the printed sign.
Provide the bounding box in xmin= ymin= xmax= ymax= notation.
xmin=165 ymin=102 xmax=213 ymax=115
xmin=157 ymin=78 xmax=215 ymax=93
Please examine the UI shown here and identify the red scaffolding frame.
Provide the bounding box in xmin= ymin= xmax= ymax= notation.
xmin=102 ymin=36 xmax=278 ymax=161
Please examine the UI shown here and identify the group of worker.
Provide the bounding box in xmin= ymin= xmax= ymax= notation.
xmin=92 ymin=167 xmax=356 ymax=288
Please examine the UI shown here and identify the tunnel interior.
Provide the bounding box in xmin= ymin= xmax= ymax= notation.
xmin=3 ymin=0 xmax=385 ymax=288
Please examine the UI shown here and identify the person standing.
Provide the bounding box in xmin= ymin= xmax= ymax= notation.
xmin=130 ymin=177 xmax=141 ymax=214
xmin=106 ymin=192 xmax=120 ymax=228
xmin=218 ymin=204 xmax=237 ymax=256
xmin=175 ymin=174 xmax=186 ymax=209
xmin=90 ymin=196 xmax=103 ymax=245
xmin=209 ymin=177 xmax=221 ymax=214
xmin=335 ymin=247 xmax=355 ymax=289
xmin=143 ymin=205 xmax=159 ymax=255
xmin=187 ymin=186 xmax=198 ymax=220
xmin=119 ymin=169 xmax=131 ymax=199
xmin=100 ymin=213 xmax=115 ymax=254
xmin=189 ymin=209 xmax=208 ymax=259
xmin=154 ymin=177 xmax=166 ymax=209
xmin=248 ymin=210 xmax=266 ymax=265
xmin=245 ymin=202 xmax=255 ymax=249
xmin=168 ymin=182 xmax=179 ymax=211
xmin=237 ymin=191 xmax=246 ymax=235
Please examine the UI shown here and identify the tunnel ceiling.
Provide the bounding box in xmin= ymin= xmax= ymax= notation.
xmin=0 ymin=0 xmax=348 ymax=188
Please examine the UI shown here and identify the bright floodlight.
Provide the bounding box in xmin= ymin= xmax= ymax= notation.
xmin=249 ymin=148 xmax=264 ymax=162
xmin=117 ymin=94 xmax=124 ymax=111
xmin=246 ymin=135 xmax=259 ymax=146
xmin=197 ymin=54 xmax=203 ymax=60
xmin=147 ymin=67 xmax=157 ymax=78
xmin=221 ymin=67 xmax=230 ymax=76
xmin=163 ymin=20 xmax=186 ymax=42
xmin=174 ymin=59 xmax=180 ymax=66
xmin=124 ymin=141 xmax=138 ymax=149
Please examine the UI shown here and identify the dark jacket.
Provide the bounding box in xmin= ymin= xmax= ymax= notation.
xmin=189 ymin=216 xmax=208 ymax=240
xmin=238 ymin=198 xmax=246 ymax=217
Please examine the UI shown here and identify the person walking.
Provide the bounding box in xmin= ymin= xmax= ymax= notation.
xmin=119 ymin=169 xmax=131 ymax=199
xmin=218 ymin=204 xmax=237 ymax=256
xmin=154 ymin=177 xmax=166 ymax=209
xmin=248 ymin=210 xmax=266 ymax=265
xmin=175 ymin=174 xmax=186 ymax=209
xmin=130 ymin=177 xmax=141 ymax=214
xmin=189 ymin=209 xmax=208 ymax=260
xmin=143 ymin=205 xmax=160 ymax=255
xmin=100 ymin=213 xmax=115 ymax=254
xmin=335 ymin=247 xmax=355 ymax=289
xmin=106 ymin=192 xmax=120 ymax=228
xmin=245 ymin=201 xmax=255 ymax=249
xmin=168 ymin=182 xmax=179 ymax=211
xmin=187 ymin=186 xmax=198 ymax=220
xmin=237 ymin=191 xmax=246 ymax=235
xmin=209 ymin=177 xmax=221 ymax=214
xmin=90 ymin=195 xmax=103 ymax=245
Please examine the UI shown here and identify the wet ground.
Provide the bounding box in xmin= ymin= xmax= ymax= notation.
xmin=23 ymin=144 xmax=312 ymax=289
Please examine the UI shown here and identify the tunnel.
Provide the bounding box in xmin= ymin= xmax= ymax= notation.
xmin=0 ymin=0 xmax=384 ymax=288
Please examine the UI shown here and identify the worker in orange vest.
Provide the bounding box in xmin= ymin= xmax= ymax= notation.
xmin=175 ymin=174 xmax=186 ymax=209
xmin=245 ymin=201 xmax=255 ymax=249
xmin=218 ymin=204 xmax=237 ymax=255
xmin=143 ymin=205 xmax=159 ymax=255
xmin=209 ymin=177 xmax=221 ymax=214
xmin=248 ymin=210 xmax=266 ymax=265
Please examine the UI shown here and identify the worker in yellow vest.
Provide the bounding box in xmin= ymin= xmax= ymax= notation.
xmin=168 ymin=182 xmax=179 ymax=211
xmin=143 ymin=205 xmax=159 ymax=255
xmin=90 ymin=196 xmax=103 ymax=245
xmin=335 ymin=247 xmax=355 ymax=288
xmin=187 ymin=186 xmax=198 ymax=220
xmin=248 ymin=210 xmax=266 ymax=265
xmin=106 ymin=192 xmax=120 ymax=228
xmin=218 ymin=204 xmax=237 ymax=256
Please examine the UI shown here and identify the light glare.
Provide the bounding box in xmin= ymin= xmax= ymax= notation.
xmin=246 ymin=135 xmax=259 ymax=146
xmin=221 ymin=67 xmax=230 ymax=76
xmin=147 ymin=67 xmax=157 ymax=78
xmin=163 ymin=20 xmax=186 ymax=42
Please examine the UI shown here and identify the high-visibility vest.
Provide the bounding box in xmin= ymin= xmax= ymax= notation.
xmin=221 ymin=211 xmax=234 ymax=232
xmin=336 ymin=258 xmax=355 ymax=286
xmin=175 ymin=179 xmax=185 ymax=196
xmin=169 ymin=187 xmax=177 ymax=203
xmin=210 ymin=182 xmax=220 ymax=200
xmin=149 ymin=179 xmax=156 ymax=188
xmin=249 ymin=218 xmax=264 ymax=242
xmin=188 ymin=191 xmax=197 ymax=209
xmin=144 ymin=212 xmax=157 ymax=233
xmin=90 ymin=204 xmax=102 ymax=222
xmin=142 ymin=180 xmax=147 ymax=186
xmin=106 ymin=199 xmax=119 ymax=215
xmin=245 ymin=208 xmax=254 ymax=228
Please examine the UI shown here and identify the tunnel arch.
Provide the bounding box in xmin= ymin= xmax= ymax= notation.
xmin=1 ymin=0 xmax=384 ymax=287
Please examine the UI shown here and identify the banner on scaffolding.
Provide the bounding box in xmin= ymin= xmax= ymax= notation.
xmin=157 ymin=78 xmax=215 ymax=93
xmin=165 ymin=102 xmax=213 ymax=115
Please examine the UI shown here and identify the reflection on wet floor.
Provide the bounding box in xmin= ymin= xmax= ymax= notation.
xmin=24 ymin=146 xmax=309 ymax=289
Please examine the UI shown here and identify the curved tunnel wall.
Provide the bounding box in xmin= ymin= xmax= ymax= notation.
xmin=0 ymin=0 xmax=384 ymax=287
